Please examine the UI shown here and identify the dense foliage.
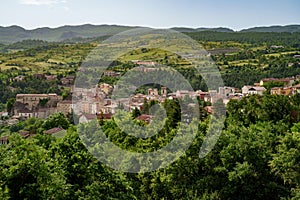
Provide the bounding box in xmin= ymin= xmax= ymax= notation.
xmin=1 ymin=95 xmax=300 ymax=199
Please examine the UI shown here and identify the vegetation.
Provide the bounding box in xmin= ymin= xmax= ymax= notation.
xmin=0 ymin=95 xmax=300 ymax=199
xmin=0 ymin=26 xmax=300 ymax=199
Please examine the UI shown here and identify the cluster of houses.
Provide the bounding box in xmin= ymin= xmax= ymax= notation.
xmin=3 ymin=58 xmax=300 ymax=137
xmin=9 ymin=75 xmax=300 ymax=123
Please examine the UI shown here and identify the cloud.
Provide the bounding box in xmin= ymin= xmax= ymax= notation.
xmin=19 ymin=0 xmax=66 ymax=6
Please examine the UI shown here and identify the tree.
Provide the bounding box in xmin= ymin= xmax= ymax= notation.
xmin=42 ymin=112 xmax=70 ymax=130
xmin=132 ymin=107 xmax=141 ymax=119
xmin=6 ymin=98 xmax=15 ymax=116
xmin=270 ymin=128 xmax=300 ymax=199
xmin=0 ymin=134 xmax=70 ymax=199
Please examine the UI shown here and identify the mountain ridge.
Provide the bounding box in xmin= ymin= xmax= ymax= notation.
xmin=0 ymin=24 xmax=299 ymax=44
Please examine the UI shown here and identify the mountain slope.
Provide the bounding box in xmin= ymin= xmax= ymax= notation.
xmin=1 ymin=24 xmax=300 ymax=44
xmin=171 ymin=27 xmax=234 ymax=32
xmin=240 ymin=25 xmax=300 ymax=32
xmin=0 ymin=24 xmax=138 ymax=44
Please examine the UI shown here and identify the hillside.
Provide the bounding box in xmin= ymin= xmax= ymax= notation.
xmin=1 ymin=24 xmax=299 ymax=44
xmin=0 ymin=24 xmax=138 ymax=44
xmin=241 ymin=24 xmax=300 ymax=32
xmin=171 ymin=27 xmax=234 ymax=32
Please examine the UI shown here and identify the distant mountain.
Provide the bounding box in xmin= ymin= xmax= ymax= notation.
xmin=0 ymin=24 xmax=138 ymax=44
xmin=172 ymin=27 xmax=234 ymax=33
xmin=0 ymin=24 xmax=300 ymax=44
xmin=240 ymin=25 xmax=300 ymax=32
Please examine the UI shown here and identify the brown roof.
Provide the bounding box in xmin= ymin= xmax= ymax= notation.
xmin=261 ymin=78 xmax=292 ymax=82
xmin=136 ymin=114 xmax=152 ymax=123
xmin=16 ymin=94 xmax=48 ymax=97
xmin=44 ymin=127 xmax=65 ymax=135
xmin=0 ymin=136 xmax=9 ymax=141
xmin=97 ymin=113 xmax=113 ymax=120
xmin=204 ymin=106 xmax=213 ymax=114
xmin=81 ymin=114 xmax=97 ymax=120
xmin=293 ymin=84 xmax=300 ymax=88
xmin=19 ymin=131 xmax=30 ymax=138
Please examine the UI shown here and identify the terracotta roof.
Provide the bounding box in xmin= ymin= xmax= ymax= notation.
xmin=45 ymin=127 xmax=65 ymax=135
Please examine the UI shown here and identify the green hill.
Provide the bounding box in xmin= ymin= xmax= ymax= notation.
xmin=171 ymin=27 xmax=234 ymax=32
xmin=1 ymin=24 xmax=300 ymax=44
xmin=240 ymin=25 xmax=300 ymax=32
xmin=0 ymin=24 xmax=138 ymax=44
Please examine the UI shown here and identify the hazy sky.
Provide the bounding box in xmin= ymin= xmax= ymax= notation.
xmin=1 ymin=0 xmax=299 ymax=30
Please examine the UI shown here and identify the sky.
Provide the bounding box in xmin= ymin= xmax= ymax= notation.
xmin=0 ymin=0 xmax=299 ymax=31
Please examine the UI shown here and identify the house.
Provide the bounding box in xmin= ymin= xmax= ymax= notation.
xmin=102 ymin=100 xmax=118 ymax=114
xmin=18 ymin=130 xmax=31 ymax=138
xmin=13 ymin=75 xmax=25 ymax=82
xmin=148 ymin=88 xmax=159 ymax=96
xmin=136 ymin=114 xmax=152 ymax=124
xmin=132 ymin=60 xmax=156 ymax=66
xmin=57 ymin=100 xmax=74 ymax=115
xmin=292 ymin=84 xmax=300 ymax=94
xmin=79 ymin=114 xmax=97 ymax=123
xmin=281 ymin=87 xmax=293 ymax=96
xmin=6 ymin=119 xmax=19 ymax=125
xmin=44 ymin=127 xmax=66 ymax=137
xmin=97 ymin=113 xmax=113 ymax=121
xmin=0 ymin=136 xmax=9 ymax=145
xmin=0 ymin=112 xmax=8 ymax=118
xmin=61 ymin=76 xmax=75 ymax=85
xmin=15 ymin=93 xmax=61 ymax=110
xmin=17 ymin=108 xmax=34 ymax=119
xmin=219 ymin=86 xmax=235 ymax=97
xmin=270 ymin=87 xmax=281 ymax=95
xmin=103 ymin=70 xmax=120 ymax=77
xmin=242 ymin=86 xmax=266 ymax=95
xmin=194 ymin=91 xmax=209 ymax=100
xmin=14 ymin=93 xmax=62 ymax=119
xmin=270 ymin=45 xmax=284 ymax=49
xmin=260 ymin=78 xmax=294 ymax=86
xmin=272 ymin=84 xmax=300 ymax=96
xmin=293 ymin=55 xmax=300 ymax=59
xmin=132 ymin=66 xmax=157 ymax=72
xmin=45 ymin=75 xmax=57 ymax=81
xmin=204 ymin=106 xmax=213 ymax=114
xmin=130 ymin=94 xmax=147 ymax=111
xmin=203 ymin=94 xmax=211 ymax=102
xmin=99 ymin=83 xmax=113 ymax=94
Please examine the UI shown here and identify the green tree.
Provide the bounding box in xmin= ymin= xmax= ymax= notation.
xmin=6 ymin=98 xmax=15 ymax=116
xmin=42 ymin=112 xmax=70 ymax=130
